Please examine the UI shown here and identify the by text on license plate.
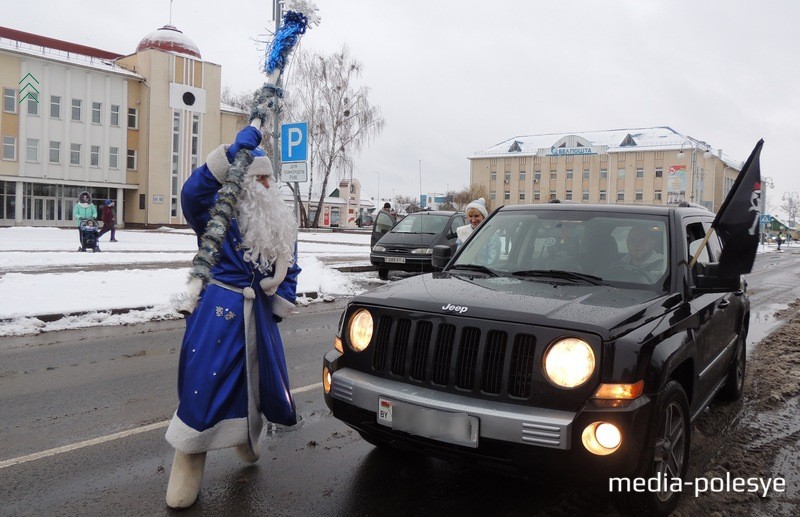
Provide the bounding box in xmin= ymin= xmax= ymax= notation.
xmin=384 ymin=256 xmax=406 ymax=264
xmin=376 ymin=398 xmax=479 ymax=448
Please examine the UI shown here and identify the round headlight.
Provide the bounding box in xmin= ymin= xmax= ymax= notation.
xmin=543 ymin=337 xmax=595 ymax=388
xmin=348 ymin=309 xmax=374 ymax=352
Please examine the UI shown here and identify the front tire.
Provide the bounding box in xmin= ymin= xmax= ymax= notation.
xmin=621 ymin=380 xmax=690 ymax=516
xmin=718 ymin=331 xmax=746 ymax=401
xmin=378 ymin=268 xmax=389 ymax=280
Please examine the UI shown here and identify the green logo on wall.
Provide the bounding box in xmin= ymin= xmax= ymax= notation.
xmin=19 ymin=73 xmax=40 ymax=103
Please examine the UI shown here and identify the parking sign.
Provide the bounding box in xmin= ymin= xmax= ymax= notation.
xmin=281 ymin=122 xmax=308 ymax=162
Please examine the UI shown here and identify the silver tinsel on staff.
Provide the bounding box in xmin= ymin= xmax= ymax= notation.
xmin=174 ymin=100 xmax=271 ymax=315
xmin=173 ymin=0 xmax=320 ymax=315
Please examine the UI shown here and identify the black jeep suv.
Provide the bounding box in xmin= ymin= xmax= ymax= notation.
xmin=323 ymin=203 xmax=749 ymax=515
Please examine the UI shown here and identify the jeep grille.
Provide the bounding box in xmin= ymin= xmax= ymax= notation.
xmin=370 ymin=315 xmax=538 ymax=399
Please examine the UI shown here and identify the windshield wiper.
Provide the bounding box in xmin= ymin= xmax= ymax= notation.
xmin=448 ymin=264 xmax=500 ymax=277
xmin=512 ymin=269 xmax=607 ymax=285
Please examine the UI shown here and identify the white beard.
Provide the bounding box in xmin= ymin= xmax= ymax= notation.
xmin=237 ymin=176 xmax=297 ymax=274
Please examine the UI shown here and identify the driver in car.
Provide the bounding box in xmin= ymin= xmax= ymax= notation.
xmin=620 ymin=224 xmax=665 ymax=279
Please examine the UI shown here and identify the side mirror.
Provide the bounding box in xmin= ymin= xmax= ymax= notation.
xmin=692 ymin=262 xmax=743 ymax=293
xmin=431 ymin=245 xmax=452 ymax=269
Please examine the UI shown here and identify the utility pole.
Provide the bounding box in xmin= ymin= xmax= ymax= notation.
xmin=419 ymin=159 xmax=422 ymax=209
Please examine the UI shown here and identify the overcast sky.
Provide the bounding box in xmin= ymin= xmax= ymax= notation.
xmin=5 ymin=1 xmax=799 ymax=210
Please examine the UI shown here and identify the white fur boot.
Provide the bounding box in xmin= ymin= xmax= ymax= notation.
xmin=166 ymin=450 xmax=206 ymax=509
xmin=235 ymin=443 xmax=260 ymax=463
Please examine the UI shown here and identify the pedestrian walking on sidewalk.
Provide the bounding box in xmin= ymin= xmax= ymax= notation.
xmin=98 ymin=199 xmax=117 ymax=242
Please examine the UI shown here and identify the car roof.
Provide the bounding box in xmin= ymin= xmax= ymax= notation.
xmin=406 ymin=210 xmax=461 ymax=215
xmin=498 ymin=203 xmax=712 ymax=218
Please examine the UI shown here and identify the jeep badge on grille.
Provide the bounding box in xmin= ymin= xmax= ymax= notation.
xmin=442 ymin=303 xmax=468 ymax=314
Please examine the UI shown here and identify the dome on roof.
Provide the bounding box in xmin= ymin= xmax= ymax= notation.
xmin=136 ymin=24 xmax=201 ymax=58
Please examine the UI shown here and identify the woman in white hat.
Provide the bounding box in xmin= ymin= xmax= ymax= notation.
xmin=455 ymin=198 xmax=500 ymax=263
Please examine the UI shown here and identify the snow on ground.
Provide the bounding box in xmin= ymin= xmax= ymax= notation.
xmin=0 ymin=227 xmax=372 ymax=336
xmin=0 ymin=226 xmax=783 ymax=337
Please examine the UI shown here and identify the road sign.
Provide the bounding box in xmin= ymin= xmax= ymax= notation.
xmin=280 ymin=162 xmax=308 ymax=182
xmin=281 ymin=122 xmax=308 ymax=162
xmin=760 ymin=214 xmax=773 ymax=224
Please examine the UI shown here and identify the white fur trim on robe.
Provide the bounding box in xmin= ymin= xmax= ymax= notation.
xmin=206 ymin=145 xmax=231 ymax=183
xmin=273 ymin=295 xmax=295 ymax=319
xmin=456 ymin=224 xmax=473 ymax=243
xmin=166 ymin=412 xmax=250 ymax=454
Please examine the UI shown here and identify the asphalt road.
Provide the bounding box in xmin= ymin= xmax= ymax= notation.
xmin=1 ymin=249 xmax=799 ymax=516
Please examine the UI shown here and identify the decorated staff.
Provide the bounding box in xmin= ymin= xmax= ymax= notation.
xmin=165 ymin=1 xmax=319 ymax=509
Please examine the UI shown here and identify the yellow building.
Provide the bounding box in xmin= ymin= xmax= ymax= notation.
xmin=468 ymin=127 xmax=743 ymax=213
xmin=0 ymin=25 xmax=246 ymax=227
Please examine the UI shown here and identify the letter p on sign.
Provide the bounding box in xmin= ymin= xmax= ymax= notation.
xmin=281 ymin=122 xmax=308 ymax=162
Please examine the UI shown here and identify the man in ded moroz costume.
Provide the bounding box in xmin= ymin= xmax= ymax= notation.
xmin=165 ymin=125 xmax=300 ymax=508
xmin=164 ymin=1 xmax=320 ymax=507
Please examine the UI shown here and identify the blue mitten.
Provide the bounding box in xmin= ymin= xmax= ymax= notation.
xmin=226 ymin=126 xmax=262 ymax=163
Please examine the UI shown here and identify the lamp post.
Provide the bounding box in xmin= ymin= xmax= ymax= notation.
xmin=761 ymin=176 xmax=775 ymax=246
xmin=677 ymin=138 xmax=713 ymax=207
xmin=374 ymin=170 xmax=380 ymax=207
xmin=782 ymin=191 xmax=799 ymax=229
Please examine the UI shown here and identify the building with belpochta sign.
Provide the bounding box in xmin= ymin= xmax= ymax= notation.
xmin=468 ymin=126 xmax=743 ymax=213
xmin=0 ymin=24 xmax=246 ymax=228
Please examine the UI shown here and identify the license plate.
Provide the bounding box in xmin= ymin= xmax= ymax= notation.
xmin=376 ymin=398 xmax=479 ymax=448
xmin=385 ymin=256 xmax=406 ymax=264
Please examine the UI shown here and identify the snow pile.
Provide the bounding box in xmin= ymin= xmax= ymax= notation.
xmin=0 ymin=227 xmax=372 ymax=336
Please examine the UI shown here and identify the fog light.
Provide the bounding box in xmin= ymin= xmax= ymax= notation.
xmin=595 ymin=422 xmax=621 ymax=449
xmin=582 ymin=421 xmax=621 ymax=456
xmin=323 ymin=366 xmax=332 ymax=394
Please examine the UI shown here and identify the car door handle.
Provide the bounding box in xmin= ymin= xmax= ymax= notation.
xmin=718 ymin=300 xmax=730 ymax=309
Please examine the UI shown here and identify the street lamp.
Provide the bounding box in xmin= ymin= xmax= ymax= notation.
xmin=676 ymin=138 xmax=713 ymax=206
xmin=761 ymin=176 xmax=775 ymax=245
xmin=782 ymin=191 xmax=799 ymax=228
xmin=374 ymin=170 xmax=380 ymax=206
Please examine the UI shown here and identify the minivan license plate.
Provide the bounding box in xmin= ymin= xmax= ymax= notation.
xmin=376 ymin=398 xmax=478 ymax=448
xmin=385 ymin=257 xmax=406 ymax=264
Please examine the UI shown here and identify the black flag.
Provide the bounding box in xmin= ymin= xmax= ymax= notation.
xmin=712 ymin=139 xmax=764 ymax=276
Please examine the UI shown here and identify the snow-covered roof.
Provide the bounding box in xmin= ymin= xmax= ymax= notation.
xmin=470 ymin=126 xmax=743 ymax=169
xmin=0 ymin=35 xmax=143 ymax=80
xmin=220 ymin=102 xmax=247 ymax=114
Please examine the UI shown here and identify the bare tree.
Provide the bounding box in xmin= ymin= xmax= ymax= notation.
xmin=220 ymin=86 xmax=253 ymax=114
xmin=283 ymin=46 xmax=384 ymax=227
xmin=394 ymin=194 xmax=421 ymax=213
xmin=448 ymin=185 xmax=490 ymax=211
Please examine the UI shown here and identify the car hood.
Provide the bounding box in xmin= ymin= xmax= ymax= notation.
xmin=353 ymin=272 xmax=674 ymax=340
xmin=376 ymin=231 xmax=439 ymax=248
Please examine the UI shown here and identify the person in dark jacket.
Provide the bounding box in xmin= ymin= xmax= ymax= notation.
xmin=98 ymin=199 xmax=117 ymax=242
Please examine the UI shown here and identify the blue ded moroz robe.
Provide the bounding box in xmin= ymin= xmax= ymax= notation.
xmin=166 ymin=146 xmax=301 ymax=455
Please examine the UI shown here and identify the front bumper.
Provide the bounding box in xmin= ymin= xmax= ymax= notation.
xmin=324 ymin=350 xmax=655 ymax=479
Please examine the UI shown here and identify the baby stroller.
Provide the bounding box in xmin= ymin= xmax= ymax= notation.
xmin=79 ymin=219 xmax=101 ymax=252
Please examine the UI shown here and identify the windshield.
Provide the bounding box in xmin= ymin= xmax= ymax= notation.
xmin=390 ymin=213 xmax=451 ymax=234
xmin=451 ymin=210 xmax=670 ymax=290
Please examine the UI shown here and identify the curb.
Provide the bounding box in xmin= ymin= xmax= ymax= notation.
xmin=8 ymin=289 xmax=323 ymax=325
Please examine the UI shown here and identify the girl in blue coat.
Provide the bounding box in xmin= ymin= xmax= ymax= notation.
xmin=165 ymin=127 xmax=301 ymax=508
